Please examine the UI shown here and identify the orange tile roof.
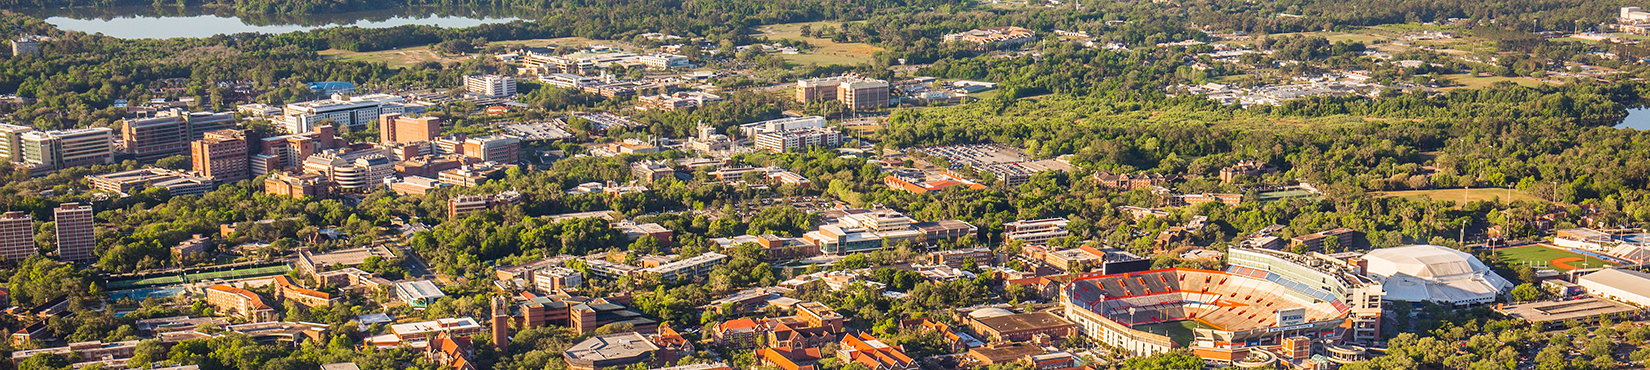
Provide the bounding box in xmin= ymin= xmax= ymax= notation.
xmin=206 ymin=284 xmax=272 ymax=310
xmin=273 ymin=276 xmax=333 ymax=300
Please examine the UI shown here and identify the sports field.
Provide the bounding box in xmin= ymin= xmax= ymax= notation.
xmin=1377 ymin=188 xmax=1554 ymax=206
xmin=185 ymin=266 xmax=291 ymax=282
xmin=1135 ymin=320 xmax=1214 ymax=346
xmin=107 ymin=275 xmax=184 ymax=290
xmin=1496 ymin=245 xmax=1614 ymax=271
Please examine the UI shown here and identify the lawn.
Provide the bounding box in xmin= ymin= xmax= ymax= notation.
xmin=1496 ymin=245 xmax=1615 ymax=271
xmin=1134 ymin=320 xmax=1213 ymax=346
xmin=754 ymin=21 xmax=883 ymax=66
xmin=1377 ymin=188 xmax=1554 ymax=206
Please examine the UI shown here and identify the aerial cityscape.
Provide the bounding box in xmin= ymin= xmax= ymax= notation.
xmin=0 ymin=0 xmax=1647 ymax=370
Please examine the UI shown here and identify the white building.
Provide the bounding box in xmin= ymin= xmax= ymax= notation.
xmin=638 ymin=53 xmax=692 ymax=69
xmin=302 ymin=149 xmax=394 ymax=191
xmin=1577 ymin=268 xmax=1650 ymax=307
xmin=19 ymin=127 xmax=114 ymax=170
xmin=280 ymin=96 xmax=383 ymax=134
xmin=463 ymin=75 xmax=518 ymax=97
xmin=1360 ymin=245 xmax=1512 ymax=305
xmin=752 ymin=126 xmax=844 ymax=153
xmin=738 ymin=116 xmax=826 ymax=137
xmin=393 ymin=280 xmax=447 ymax=307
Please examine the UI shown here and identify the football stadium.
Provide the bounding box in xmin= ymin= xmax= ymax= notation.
xmin=1062 ymin=248 xmax=1384 ymax=366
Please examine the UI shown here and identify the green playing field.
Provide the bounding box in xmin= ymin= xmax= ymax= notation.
xmin=1134 ymin=320 xmax=1215 ymax=346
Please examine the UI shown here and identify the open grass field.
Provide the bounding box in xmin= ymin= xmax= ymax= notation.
xmin=754 ymin=21 xmax=882 ymax=66
xmin=319 ymin=46 xmax=469 ymax=68
xmin=1377 ymin=188 xmax=1554 ymax=205
xmin=1135 ymin=320 xmax=1214 ymax=346
xmin=1496 ymin=245 xmax=1614 ymax=271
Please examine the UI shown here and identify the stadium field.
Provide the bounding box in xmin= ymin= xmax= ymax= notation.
xmin=1134 ymin=320 xmax=1215 ymax=346
xmin=1496 ymin=245 xmax=1613 ymax=271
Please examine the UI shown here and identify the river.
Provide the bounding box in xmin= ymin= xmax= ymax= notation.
xmin=1619 ymin=107 xmax=1650 ymax=130
xmin=23 ymin=5 xmax=535 ymax=39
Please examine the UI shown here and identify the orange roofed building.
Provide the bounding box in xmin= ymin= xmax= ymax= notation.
xmin=760 ymin=346 xmax=823 ymax=370
xmin=203 ymin=285 xmax=277 ymax=322
xmin=837 ymin=333 xmax=918 ymax=370
xmin=272 ymin=275 xmax=336 ymax=307
xmin=884 ymin=172 xmax=988 ymax=194
xmin=427 ymin=331 xmax=477 ymax=370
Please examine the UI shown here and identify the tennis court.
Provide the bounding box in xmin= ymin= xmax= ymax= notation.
xmin=184 ymin=266 xmax=291 ymax=282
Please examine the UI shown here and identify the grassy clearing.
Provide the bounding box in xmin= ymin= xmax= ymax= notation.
xmin=755 ymin=21 xmax=883 ymax=66
xmin=1445 ymin=75 xmax=1549 ymax=90
xmin=320 ymin=46 xmax=468 ymax=68
xmin=1377 ymin=188 xmax=1553 ymax=205
xmin=1496 ymin=245 xmax=1614 ymax=271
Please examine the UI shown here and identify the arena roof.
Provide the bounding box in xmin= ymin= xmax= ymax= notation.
xmin=1362 ymin=245 xmax=1511 ymax=304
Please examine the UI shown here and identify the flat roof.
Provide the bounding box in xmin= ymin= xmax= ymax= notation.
xmin=395 ymin=280 xmax=446 ymax=300
xmin=1578 ymin=268 xmax=1650 ymax=299
xmin=564 ymin=332 xmax=659 ymax=361
xmin=973 ymin=311 xmax=1074 ymax=333
xmin=1495 ymin=297 xmax=1638 ymax=323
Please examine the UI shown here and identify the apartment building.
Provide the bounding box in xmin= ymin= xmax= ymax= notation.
xmin=192 ymin=129 xmax=249 ymax=184
xmin=463 ymin=75 xmax=517 ymax=97
xmin=0 ymin=212 xmax=35 ymax=262
xmin=20 ymin=127 xmax=114 ymax=171
xmin=204 ymin=285 xmax=277 ymax=322
xmin=53 ymin=203 xmax=95 ymax=262
xmin=462 ymin=135 xmax=520 ymax=163
xmin=380 ymin=113 xmax=441 ymax=145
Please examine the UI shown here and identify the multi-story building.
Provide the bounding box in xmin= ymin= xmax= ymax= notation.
xmin=10 ymin=36 xmax=41 ymax=57
xmin=462 ymin=135 xmax=520 ymax=163
xmin=632 ymin=160 xmax=676 ymax=183
xmin=1092 ymin=172 xmax=1171 ymax=190
xmin=961 ymin=310 xmax=1077 ymax=343
xmin=1289 ymin=227 xmax=1362 ymax=252
xmin=447 ymin=191 xmax=523 ymax=219
xmin=264 ymin=171 xmax=331 ymax=199
xmin=943 ymin=27 xmax=1038 ymax=46
xmin=86 ymin=168 xmax=214 ymax=196
xmin=638 ymin=53 xmax=692 ymax=69
xmin=533 ymin=267 xmax=584 ymax=293
xmin=1219 ymin=160 xmax=1277 ymax=182
xmin=394 ymin=280 xmax=448 ymax=308
xmin=0 ymin=123 xmax=34 ymax=163
xmin=1003 ymin=218 xmax=1071 ymax=246
xmin=204 ymin=285 xmax=277 ymax=322
xmin=390 ymin=317 xmax=483 ymax=342
xmin=20 ymin=128 xmax=114 ymax=171
xmin=926 ymin=247 xmax=994 ymax=269
xmin=255 ymin=125 xmax=345 ymax=173
xmin=279 ymin=97 xmax=384 ymax=134
xmin=753 ymin=127 xmax=844 ymax=153
xmin=639 ymin=252 xmax=727 ymax=281
xmin=796 ymin=76 xmax=889 ymax=110
xmin=0 ymin=212 xmax=35 ymax=262
xmin=522 ymin=53 xmax=597 ymax=75
xmin=302 ymin=149 xmax=394 ymax=191
xmin=121 ymin=110 xmax=237 ymax=162
xmin=803 ymin=207 xmax=976 ymax=254
xmin=53 ymin=203 xmax=94 ymax=262
xmin=380 ymin=113 xmax=441 ymax=145
xmin=10 ymin=340 xmax=140 ymax=368
xmin=192 ymin=129 xmax=249 ymax=184
xmin=463 ymin=75 xmax=517 ymax=97
xmin=272 ymin=275 xmax=336 ymax=307
xmin=837 ymin=333 xmax=917 ymax=370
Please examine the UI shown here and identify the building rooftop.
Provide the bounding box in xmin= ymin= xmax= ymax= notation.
xmin=564 ymin=332 xmax=660 ymax=361
xmin=972 ymin=311 xmax=1074 ymax=333
xmin=1495 ymin=297 xmax=1638 ymax=324
xmin=394 ymin=280 xmax=446 ymax=301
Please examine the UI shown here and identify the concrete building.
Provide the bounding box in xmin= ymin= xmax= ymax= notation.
xmin=1360 ymin=245 xmax=1511 ymax=305
xmin=1578 ymin=268 xmax=1650 ymax=307
xmin=272 ymin=275 xmax=336 ymax=307
xmin=380 ymin=113 xmax=441 ymax=145
xmin=265 ymin=171 xmax=331 ymax=199
xmin=638 ymin=54 xmax=691 ymax=69
xmin=1227 ymin=247 xmax=1385 ymax=344
xmin=739 ymin=116 xmax=826 ymax=138
xmin=796 ymin=76 xmax=890 ymax=110
xmin=279 ymin=96 xmax=386 ymax=134
xmin=447 ymin=191 xmax=523 ymax=219
xmin=390 ymin=318 xmax=484 ymax=342
xmin=837 ymin=333 xmax=917 ymax=370
xmin=86 ymin=168 xmax=214 ymax=196
xmin=463 ymin=75 xmax=518 ymax=97
xmin=753 ymin=127 xmax=844 ymax=153
xmin=394 ymin=280 xmax=447 ymax=307
xmin=462 ymin=135 xmax=520 ymax=163
xmin=926 ymin=247 xmax=994 ymax=269
xmin=204 ymin=285 xmax=277 ymax=322
xmin=533 ymin=267 xmax=584 ymax=293
xmin=10 ymin=36 xmax=41 ymax=57
xmin=962 ymin=310 xmax=1077 ymax=343
xmin=10 ymin=340 xmax=139 ymax=368
xmin=121 ymin=110 xmax=237 ymax=162
xmin=302 ymin=149 xmax=394 ymax=191
xmin=639 ymin=252 xmax=727 ymax=281
xmin=20 ymin=127 xmax=114 ymax=172
xmin=0 ymin=212 xmax=35 ymax=262
xmin=192 ymin=129 xmax=249 ymax=184
xmin=0 ymin=123 xmax=34 ymax=163
xmin=1219 ymin=160 xmax=1277 ymax=182
xmin=1003 ymin=218 xmax=1071 ymax=246
xmin=53 ymin=203 xmax=95 ymax=262
xmin=803 ymin=207 xmax=977 ymax=254
xmin=943 ymin=27 xmax=1038 ymax=46
xmin=563 ymin=332 xmax=665 ymax=370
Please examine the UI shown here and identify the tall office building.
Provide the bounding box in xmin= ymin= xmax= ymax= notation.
xmin=0 ymin=123 xmax=34 ymax=163
xmin=192 ymin=129 xmax=250 ymax=184
xmin=20 ymin=127 xmax=114 ymax=171
xmin=797 ymin=76 xmax=889 ymax=110
xmin=463 ymin=75 xmax=518 ymax=97
xmin=0 ymin=212 xmax=35 ymax=262
xmin=379 ymin=113 xmax=441 ymax=145
xmin=53 ymin=203 xmax=95 ymax=263
xmin=279 ymin=97 xmax=383 ymax=134
xmin=121 ymin=110 xmax=238 ymax=162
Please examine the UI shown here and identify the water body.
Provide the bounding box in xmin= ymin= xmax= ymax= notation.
xmin=25 ymin=6 xmax=533 ymax=39
xmin=1619 ymin=107 xmax=1650 ymax=130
